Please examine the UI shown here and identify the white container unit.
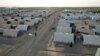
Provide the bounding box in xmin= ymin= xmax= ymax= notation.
xmin=56 ymin=26 xmax=72 ymax=33
xmin=3 ymin=29 xmax=20 ymax=37
xmin=54 ymin=32 xmax=74 ymax=44
xmin=16 ymin=25 xmax=30 ymax=31
xmin=83 ymin=34 xmax=100 ymax=46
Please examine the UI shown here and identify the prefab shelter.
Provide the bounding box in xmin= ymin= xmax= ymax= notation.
xmin=3 ymin=29 xmax=21 ymax=37
xmin=16 ymin=25 xmax=30 ymax=31
xmin=56 ymin=26 xmax=72 ymax=33
xmin=83 ymin=34 xmax=100 ymax=46
xmin=54 ymin=32 xmax=74 ymax=44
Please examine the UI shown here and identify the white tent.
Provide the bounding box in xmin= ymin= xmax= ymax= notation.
xmin=3 ymin=29 xmax=20 ymax=37
xmin=54 ymin=32 xmax=74 ymax=44
xmin=16 ymin=25 xmax=30 ymax=31
xmin=83 ymin=34 xmax=100 ymax=46
xmin=95 ymin=48 xmax=100 ymax=56
xmin=56 ymin=26 xmax=72 ymax=33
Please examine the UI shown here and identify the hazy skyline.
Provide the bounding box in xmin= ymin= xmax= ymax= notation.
xmin=0 ymin=0 xmax=100 ymax=7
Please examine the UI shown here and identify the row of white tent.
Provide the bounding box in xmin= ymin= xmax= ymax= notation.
xmin=61 ymin=11 xmax=100 ymax=20
xmin=0 ymin=8 xmax=54 ymax=17
xmin=0 ymin=28 xmax=21 ymax=37
xmin=0 ymin=17 xmax=43 ymax=29
xmin=54 ymin=19 xmax=73 ymax=44
xmin=57 ymin=19 xmax=72 ymax=33
xmin=0 ymin=17 xmax=43 ymax=37
xmin=61 ymin=13 xmax=88 ymax=20
xmin=0 ymin=25 xmax=30 ymax=37
xmin=54 ymin=32 xmax=100 ymax=46
xmin=2 ymin=9 xmax=54 ymax=18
